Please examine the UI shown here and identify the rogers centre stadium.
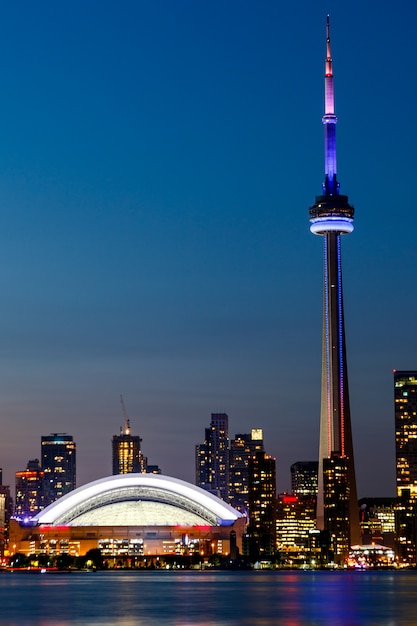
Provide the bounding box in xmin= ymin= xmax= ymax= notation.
xmin=9 ymin=474 xmax=245 ymax=562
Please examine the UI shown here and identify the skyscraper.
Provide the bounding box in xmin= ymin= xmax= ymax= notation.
xmin=246 ymin=450 xmax=276 ymax=559
xmin=393 ymin=371 xmax=417 ymax=564
xmin=112 ymin=395 xmax=147 ymax=475
xmin=15 ymin=459 xmax=45 ymax=518
xmin=229 ymin=429 xmax=264 ymax=514
xmin=195 ymin=413 xmax=229 ymax=501
xmin=41 ymin=433 xmax=76 ymax=507
xmin=290 ymin=461 xmax=318 ymax=498
xmin=309 ymin=16 xmax=359 ymax=548
xmin=394 ymin=371 xmax=417 ymax=498
xmin=112 ymin=420 xmax=147 ymax=475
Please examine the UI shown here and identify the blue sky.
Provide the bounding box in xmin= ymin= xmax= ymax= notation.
xmin=0 ymin=0 xmax=416 ymax=498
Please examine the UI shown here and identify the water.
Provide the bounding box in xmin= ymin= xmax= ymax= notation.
xmin=0 ymin=570 xmax=416 ymax=625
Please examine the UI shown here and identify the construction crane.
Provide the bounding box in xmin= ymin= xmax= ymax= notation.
xmin=120 ymin=394 xmax=131 ymax=435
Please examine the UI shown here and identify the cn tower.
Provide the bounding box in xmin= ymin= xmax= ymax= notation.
xmin=309 ymin=16 xmax=360 ymax=547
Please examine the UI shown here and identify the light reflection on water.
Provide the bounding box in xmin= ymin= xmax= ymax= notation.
xmin=0 ymin=570 xmax=416 ymax=626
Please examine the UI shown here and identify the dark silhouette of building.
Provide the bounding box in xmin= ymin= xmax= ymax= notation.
xmin=15 ymin=459 xmax=45 ymax=518
xmin=195 ymin=413 xmax=229 ymax=501
xmin=291 ymin=461 xmax=318 ymax=498
xmin=229 ymin=430 xmax=264 ymax=514
xmin=246 ymin=450 xmax=276 ymax=561
xmin=309 ymin=16 xmax=359 ymax=553
xmin=41 ymin=433 xmax=76 ymax=506
xmin=323 ymin=454 xmax=350 ymax=563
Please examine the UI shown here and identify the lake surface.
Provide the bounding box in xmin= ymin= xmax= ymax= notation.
xmin=0 ymin=569 xmax=416 ymax=625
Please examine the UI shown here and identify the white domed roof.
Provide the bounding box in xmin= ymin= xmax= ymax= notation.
xmin=33 ymin=474 xmax=242 ymax=527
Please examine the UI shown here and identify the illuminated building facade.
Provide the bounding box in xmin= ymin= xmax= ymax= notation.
xmin=358 ymin=497 xmax=396 ymax=549
xmin=229 ymin=429 xmax=264 ymax=514
xmin=276 ymin=494 xmax=316 ymax=553
xmin=394 ymin=371 xmax=417 ymax=498
xmin=290 ymin=461 xmax=318 ymax=498
xmin=195 ymin=413 xmax=229 ymax=501
xmin=9 ymin=474 xmax=245 ymax=561
xmin=394 ymin=371 xmax=417 ymax=564
xmin=112 ymin=420 xmax=146 ymax=475
xmin=323 ymin=454 xmax=350 ymax=560
xmin=246 ymin=450 xmax=276 ymax=559
xmin=347 ymin=544 xmax=395 ymax=569
xmin=15 ymin=459 xmax=45 ymax=518
xmin=41 ymin=433 xmax=76 ymax=507
xmin=309 ymin=16 xmax=359 ymax=551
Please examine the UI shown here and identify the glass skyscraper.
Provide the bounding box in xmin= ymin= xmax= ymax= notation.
xmin=41 ymin=433 xmax=76 ymax=506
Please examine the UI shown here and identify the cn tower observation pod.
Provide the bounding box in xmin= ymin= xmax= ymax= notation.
xmin=33 ymin=473 xmax=242 ymax=527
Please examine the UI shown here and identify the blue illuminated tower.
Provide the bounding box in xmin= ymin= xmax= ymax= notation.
xmin=309 ymin=16 xmax=360 ymax=548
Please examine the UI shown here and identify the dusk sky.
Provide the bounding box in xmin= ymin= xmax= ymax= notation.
xmin=0 ymin=1 xmax=416 ymax=499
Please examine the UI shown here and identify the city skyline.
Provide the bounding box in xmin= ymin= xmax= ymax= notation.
xmin=0 ymin=2 xmax=416 ymax=498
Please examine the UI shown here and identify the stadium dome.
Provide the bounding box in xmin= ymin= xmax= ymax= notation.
xmin=33 ymin=474 xmax=242 ymax=527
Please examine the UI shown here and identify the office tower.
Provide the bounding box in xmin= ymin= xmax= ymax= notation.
xmin=112 ymin=420 xmax=147 ymax=475
xmin=358 ymin=497 xmax=396 ymax=548
xmin=394 ymin=371 xmax=417 ymax=498
xmin=309 ymin=16 xmax=359 ymax=548
xmin=246 ymin=450 xmax=276 ymax=559
xmin=195 ymin=413 xmax=229 ymax=501
xmin=112 ymin=396 xmax=147 ymax=475
xmin=15 ymin=459 xmax=45 ymax=518
xmin=276 ymin=494 xmax=316 ymax=557
xmin=195 ymin=428 xmax=211 ymax=490
xmin=42 ymin=433 xmax=76 ymax=507
xmin=291 ymin=461 xmax=318 ymax=497
xmin=229 ymin=430 xmax=264 ymax=514
xmin=394 ymin=371 xmax=417 ymax=564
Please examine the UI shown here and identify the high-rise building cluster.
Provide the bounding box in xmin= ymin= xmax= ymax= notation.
xmin=0 ymin=368 xmax=416 ymax=567
xmin=195 ymin=413 xmax=277 ymax=560
xmin=15 ymin=434 xmax=76 ymax=520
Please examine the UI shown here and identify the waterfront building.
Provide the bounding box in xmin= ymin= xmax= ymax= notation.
xmin=229 ymin=430 xmax=264 ymax=514
xmin=9 ymin=474 xmax=245 ymax=562
xmin=41 ymin=433 xmax=76 ymax=507
xmin=323 ymin=454 xmax=350 ymax=559
xmin=394 ymin=371 xmax=417 ymax=498
xmin=394 ymin=371 xmax=417 ymax=564
xmin=347 ymin=544 xmax=395 ymax=569
xmin=309 ymin=16 xmax=359 ymax=553
xmin=276 ymin=494 xmax=316 ymax=559
xmin=15 ymin=459 xmax=45 ymax=518
xmin=358 ymin=497 xmax=396 ymax=549
xmin=245 ymin=450 xmax=276 ymax=560
xmin=195 ymin=413 xmax=229 ymax=501
xmin=394 ymin=489 xmax=417 ymax=565
xmin=290 ymin=462 xmax=318 ymax=498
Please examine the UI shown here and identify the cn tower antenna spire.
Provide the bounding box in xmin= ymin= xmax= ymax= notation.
xmin=322 ymin=14 xmax=338 ymax=195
